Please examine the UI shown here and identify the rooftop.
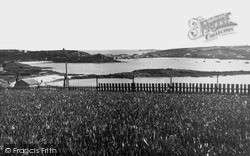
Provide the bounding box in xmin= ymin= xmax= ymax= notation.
xmin=21 ymin=79 xmax=39 ymax=85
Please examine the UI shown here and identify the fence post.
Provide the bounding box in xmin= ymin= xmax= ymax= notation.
xmin=106 ymin=83 xmax=109 ymax=91
xmin=203 ymin=83 xmax=206 ymax=93
xmin=195 ymin=83 xmax=198 ymax=92
xmin=211 ymin=84 xmax=213 ymax=93
xmin=231 ymin=84 xmax=235 ymax=94
xmin=170 ymin=83 xmax=173 ymax=93
xmin=226 ymin=84 xmax=230 ymax=94
xmin=103 ymin=83 xmax=106 ymax=91
xmin=128 ymin=83 xmax=131 ymax=92
xmin=126 ymin=83 xmax=129 ymax=92
xmin=107 ymin=83 xmax=110 ymax=91
xmin=191 ymin=83 xmax=194 ymax=93
xmin=174 ymin=83 xmax=177 ymax=93
xmin=131 ymin=82 xmax=135 ymax=92
xmin=235 ymin=84 xmax=239 ymax=94
xmin=179 ymin=83 xmax=182 ymax=93
xmin=248 ymin=84 xmax=250 ymax=95
xmin=244 ymin=84 xmax=247 ymax=94
xmin=215 ymin=84 xmax=218 ymax=93
xmin=240 ymin=84 xmax=243 ymax=95
xmin=143 ymin=83 xmax=146 ymax=92
xmin=199 ymin=83 xmax=202 ymax=93
xmin=219 ymin=84 xmax=221 ymax=93
xmin=100 ymin=83 xmax=104 ymax=91
xmin=124 ymin=83 xmax=127 ymax=92
xmin=115 ymin=83 xmax=118 ymax=91
xmin=222 ymin=84 xmax=225 ymax=94
xmin=96 ymin=77 xmax=99 ymax=91
xmin=121 ymin=83 xmax=124 ymax=92
xmin=111 ymin=83 xmax=114 ymax=91
xmin=163 ymin=83 xmax=166 ymax=92
xmin=182 ymin=83 xmax=185 ymax=93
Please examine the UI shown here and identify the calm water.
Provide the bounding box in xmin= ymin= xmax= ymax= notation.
xmin=22 ymin=57 xmax=250 ymax=75
xmin=22 ymin=58 xmax=250 ymax=86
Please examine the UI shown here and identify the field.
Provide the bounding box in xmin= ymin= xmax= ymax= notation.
xmin=0 ymin=90 xmax=250 ymax=155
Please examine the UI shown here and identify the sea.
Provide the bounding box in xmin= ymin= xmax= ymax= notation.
xmin=21 ymin=57 xmax=250 ymax=86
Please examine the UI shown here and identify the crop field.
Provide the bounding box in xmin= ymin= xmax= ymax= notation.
xmin=0 ymin=90 xmax=250 ymax=155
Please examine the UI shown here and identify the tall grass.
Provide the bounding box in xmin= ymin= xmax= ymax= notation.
xmin=0 ymin=90 xmax=250 ymax=155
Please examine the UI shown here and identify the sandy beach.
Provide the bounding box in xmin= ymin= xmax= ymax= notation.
xmin=9 ymin=74 xmax=67 ymax=87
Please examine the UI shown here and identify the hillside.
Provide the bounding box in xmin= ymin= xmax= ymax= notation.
xmin=2 ymin=46 xmax=250 ymax=62
xmin=0 ymin=49 xmax=119 ymax=63
xmin=84 ymin=49 xmax=158 ymax=55
xmin=143 ymin=46 xmax=250 ymax=59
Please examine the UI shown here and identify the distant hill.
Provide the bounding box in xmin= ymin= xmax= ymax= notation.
xmin=143 ymin=46 xmax=250 ymax=59
xmin=84 ymin=49 xmax=158 ymax=55
xmin=0 ymin=49 xmax=119 ymax=63
xmin=1 ymin=46 xmax=250 ymax=63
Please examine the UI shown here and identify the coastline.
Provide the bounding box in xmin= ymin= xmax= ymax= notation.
xmin=3 ymin=58 xmax=250 ymax=87
xmin=71 ymin=69 xmax=250 ymax=79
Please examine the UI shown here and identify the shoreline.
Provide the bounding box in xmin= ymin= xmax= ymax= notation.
xmin=3 ymin=58 xmax=250 ymax=87
xmin=4 ymin=68 xmax=250 ymax=87
xmin=70 ymin=69 xmax=250 ymax=79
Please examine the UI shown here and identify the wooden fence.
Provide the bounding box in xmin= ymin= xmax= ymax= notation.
xmin=4 ymin=83 xmax=250 ymax=95
xmin=97 ymin=83 xmax=250 ymax=95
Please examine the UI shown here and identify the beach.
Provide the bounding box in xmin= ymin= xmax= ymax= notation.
xmin=9 ymin=74 xmax=66 ymax=87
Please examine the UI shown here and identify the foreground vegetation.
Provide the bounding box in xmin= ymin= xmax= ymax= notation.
xmin=0 ymin=90 xmax=250 ymax=155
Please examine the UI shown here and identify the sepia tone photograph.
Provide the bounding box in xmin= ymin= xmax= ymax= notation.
xmin=0 ymin=0 xmax=250 ymax=155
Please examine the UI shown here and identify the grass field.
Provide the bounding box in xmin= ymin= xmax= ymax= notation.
xmin=0 ymin=90 xmax=250 ymax=155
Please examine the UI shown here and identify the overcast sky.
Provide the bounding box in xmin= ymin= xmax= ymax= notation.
xmin=0 ymin=0 xmax=249 ymax=50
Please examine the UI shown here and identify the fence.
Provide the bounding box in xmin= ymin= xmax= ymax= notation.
xmin=98 ymin=83 xmax=250 ymax=95
xmin=4 ymin=83 xmax=250 ymax=95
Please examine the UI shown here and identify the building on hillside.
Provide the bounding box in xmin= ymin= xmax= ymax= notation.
xmin=14 ymin=79 xmax=39 ymax=88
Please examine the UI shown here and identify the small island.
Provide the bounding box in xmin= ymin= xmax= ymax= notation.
xmin=71 ymin=68 xmax=250 ymax=79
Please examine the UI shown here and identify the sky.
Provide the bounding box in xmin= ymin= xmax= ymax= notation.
xmin=0 ymin=0 xmax=249 ymax=51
